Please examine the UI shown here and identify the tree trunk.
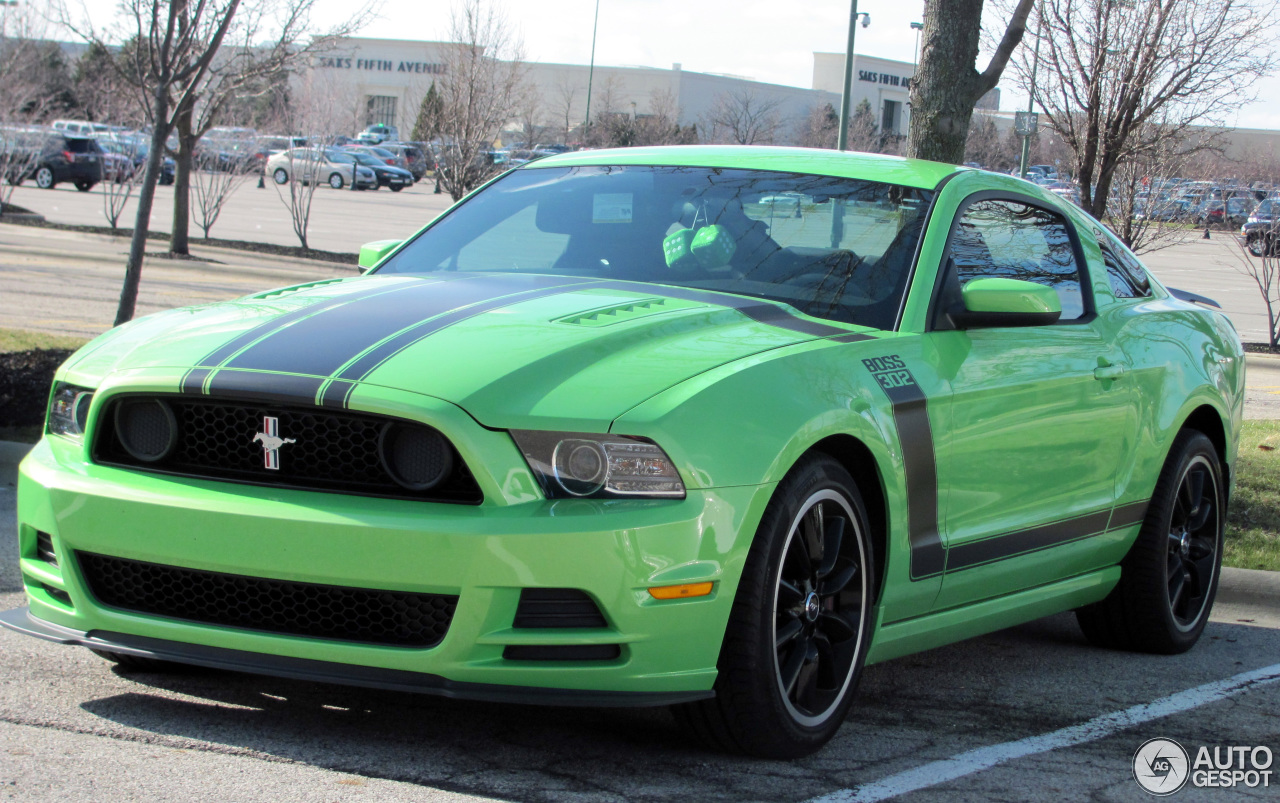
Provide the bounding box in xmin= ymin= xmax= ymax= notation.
xmin=115 ymin=88 xmax=170 ymax=327
xmin=907 ymin=0 xmax=1032 ymax=165
xmin=907 ymin=0 xmax=985 ymax=164
xmin=170 ymin=97 xmax=196 ymax=256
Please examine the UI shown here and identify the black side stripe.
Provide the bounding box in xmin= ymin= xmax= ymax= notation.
xmin=945 ymin=509 xmax=1113 ymax=572
xmin=863 ymin=357 xmax=945 ymax=581
xmin=319 ymin=280 xmax=609 ymax=409
xmin=1109 ymin=499 xmax=1149 ymax=530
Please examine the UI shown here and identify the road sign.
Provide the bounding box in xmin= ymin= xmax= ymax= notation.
xmin=1015 ymin=112 xmax=1039 ymax=136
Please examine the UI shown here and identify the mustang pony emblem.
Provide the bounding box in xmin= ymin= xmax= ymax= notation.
xmin=253 ymin=416 xmax=296 ymax=470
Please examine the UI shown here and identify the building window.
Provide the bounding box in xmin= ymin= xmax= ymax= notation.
xmin=365 ymin=95 xmax=397 ymax=127
xmin=881 ymin=100 xmax=901 ymax=136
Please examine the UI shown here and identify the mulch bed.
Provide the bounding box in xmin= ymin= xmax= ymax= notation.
xmin=1244 ymin=343 xmax=1280 ymax=355
xmin=0 ymin=349 xmax=75 ymax=427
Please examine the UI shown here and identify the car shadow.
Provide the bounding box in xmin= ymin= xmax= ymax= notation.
xmin=76 ymin=612 xmax=1280 ymax=802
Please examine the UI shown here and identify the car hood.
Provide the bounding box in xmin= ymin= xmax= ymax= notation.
xmin=65 ymin=273 xmax=855 ymax=429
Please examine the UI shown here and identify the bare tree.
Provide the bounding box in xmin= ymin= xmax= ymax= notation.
xmin=704 ymin=89 xmax=784 ymax=145
xmin=191 ymin=147 xmax=253 ymax=238
xmin=167 ymin=0 xmax=372 ymax=257
xmin=797 ymin=100 xmax=877 ymax=152
xmin=1231 ymin=228 xmax=1280 ymax=347
xmin=434 ymin=0 xmax=528 ymax=200
xmin=552 ymin=77 xmax=578 ymax=145
xmin=56 ymin=0 xmax=245 ymax=325
xmin=907 ymin=0 xmax=1035 ymax=164
xmin=1016 ymin=0 xmax=1277 ymax=222
xmin=516 ymin=84 xmax=542 ymax=147
xmin=272 ymin=147 xmax=330 ymax=249
xmin=0 ymin=10 xmax=52 ymax=215
xmin=101 ymin=140 xmax=142 ymax=231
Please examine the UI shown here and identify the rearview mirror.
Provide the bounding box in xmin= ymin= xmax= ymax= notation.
xmin=357 ymin=239 xmax=403 ymax=272
xmin=950 ymin=278 xmax=1061 ymax=329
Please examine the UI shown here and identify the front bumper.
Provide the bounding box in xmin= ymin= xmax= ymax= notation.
xmin=13 ymin=436 xmax=772 ymax=699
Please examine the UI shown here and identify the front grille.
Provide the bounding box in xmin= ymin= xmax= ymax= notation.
xmin=93 ymin=397 xmax=482 ymax=504
xmin=77 ymin=552 xmax=458 ymax=648
xmin=513 ymin=588 xmax=608 ymax=629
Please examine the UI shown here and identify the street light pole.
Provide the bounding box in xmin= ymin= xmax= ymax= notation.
xmin=1018 ymin=10 xmax=1043 ymax=179
xmin=836 ymin=2 xmax=870 ymax=151
xmin=911 ymin=21 xmax=923 ymax=68
xmin=582 ymin=0 xmax=601 ymax=143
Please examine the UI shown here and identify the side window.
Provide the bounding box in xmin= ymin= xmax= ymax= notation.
xmin=1099 ymin=244 xmax=1149 ymax=299
xmin=1099 ymin=237 xmax=1152 ymax=298
xmin=947 ymin=199 xmax=1086 ymax=320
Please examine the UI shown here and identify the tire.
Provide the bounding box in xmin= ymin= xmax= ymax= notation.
xmin=1076 ymin=430 xmax=1224 ymax=654
xmin=1248 ymin=235 xmax=1265 ymax=257
xmin=35 ymin=167 xmax=54 ymax=189
xmin=328 ymin=172 xmax=344 ymax=189
xmin=273 ymin=168 xmax=288 ymax=185
xmin=74 ymin=180 xmax=93 ymax=192
xmin=674 ymin=454 xmax=875 ymax=758
xmin=90 ymin=649 xmax=185 ymax=673
xmin=390 ymin=184 xmax=404 ymax=192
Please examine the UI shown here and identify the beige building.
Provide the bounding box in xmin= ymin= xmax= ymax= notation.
xmin=298 ymin=37 xmax=973 ymax=144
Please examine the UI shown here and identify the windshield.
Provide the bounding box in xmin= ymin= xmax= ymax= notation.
xmin=349 ymin=152 xmax=381 ymax=166
xmin=325 ymin=149 xmax=356 ymax=164
xmin=376 ymin=165 xmax=934 ymax=330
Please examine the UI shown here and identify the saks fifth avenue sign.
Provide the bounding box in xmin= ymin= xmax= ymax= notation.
xmin=317 ymin=56 xmax=445 ymax=74
xmin=859 ymin=70 xmax=907 ymax=87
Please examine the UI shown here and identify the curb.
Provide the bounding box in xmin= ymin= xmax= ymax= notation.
xmin=1245 ymin=353 xmax=1280 ymax=364
xmin=1218 ymin=567 xmax=1280 ymax=609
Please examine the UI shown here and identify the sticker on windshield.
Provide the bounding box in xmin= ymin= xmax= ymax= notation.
xmin=593 ymin=193 xmax=633 ymax=224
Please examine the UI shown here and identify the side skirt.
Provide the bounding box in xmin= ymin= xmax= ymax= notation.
xmin=865 ymin=567 xmax=1121 ymax=666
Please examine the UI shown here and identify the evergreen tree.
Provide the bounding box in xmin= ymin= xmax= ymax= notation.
xmin=412 ymin=82 xmax=443 ymax=143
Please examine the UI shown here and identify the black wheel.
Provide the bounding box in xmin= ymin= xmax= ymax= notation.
xmin=35 ymin=167 xmax=54 ymax=189
xmin=90 ymin=648 xmax=184 ymax=672
xmin=74 ymin=180 xmax=94 ymax=192
xmin=1077 ymin=430 xmax=1224 ymax=654
xmin=273 ymin=168 xmax=288 ymax=185
xmin=328 ymin=172 xmax=344 ymax=189
xmin=674 ymin=455 xmax=875 ymax=758
xmin=1247 ymin=235 xmax=1265 ymax=257
xmin=390 ymin=184 xmax=404 ymax=192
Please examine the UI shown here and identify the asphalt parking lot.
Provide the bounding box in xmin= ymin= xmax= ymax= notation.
xmin=0 ymin=441 xmax=1277 ymax=802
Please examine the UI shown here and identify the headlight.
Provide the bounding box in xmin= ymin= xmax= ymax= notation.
xmin=510 ymin=430 xmax=686 ymax=499
xmin=47 ymin=382 xmax=94 ymax=439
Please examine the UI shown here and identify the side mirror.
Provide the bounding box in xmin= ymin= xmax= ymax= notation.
xmin=950 ymin=277 xmax=1062 ymax=329
xmin=357 ymin=239 xmax=403 ymax=272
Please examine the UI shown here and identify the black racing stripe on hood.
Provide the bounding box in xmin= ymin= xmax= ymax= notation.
xmin=202 ymin=370 xmax=326 ymax=406
xmin=191 ymin=281 xmax=400 ymax=372
xmin=224 ymin=274 xmax=587 ymax=378
xmin=595 ymin=281 xmax=872 ymax=340
xmin=319 ymin=281 xmax=609 ymax=409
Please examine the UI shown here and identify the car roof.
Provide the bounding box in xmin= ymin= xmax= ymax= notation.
xmin=525 ymin=145 xmax=962 ymax=190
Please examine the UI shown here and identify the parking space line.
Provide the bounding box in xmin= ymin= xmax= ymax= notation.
xmin=807 ymin=662 xmax=1280 ymax=803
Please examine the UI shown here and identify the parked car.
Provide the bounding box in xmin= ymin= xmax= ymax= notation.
xmin=51 ymin=120 xmax=111 ymax=137
xmin=1242 ymin=199 xmax=1279 ymax=257
xmin=0 ymin=126 xmax=45 ymax=185
xmin=250 ymin=135 xmax=309 ymax=170
xmin=16 ymin=133 xmax=104 ymax=191
xmin=3 ymin=146 xmax=1244 ymax=760
xmin=265 ymin=147 xmax=376 ymax=189
xmin=344 ymin=144 xmax=408 ymax=171
xmin=380 ymin=142 xmax=429 ymax=181
xmin=346 ymin=150 xmax=414 ymax=191
xmin=358 ymin=123 xmax=399 ymax=144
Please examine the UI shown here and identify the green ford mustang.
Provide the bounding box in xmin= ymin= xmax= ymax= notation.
xmin=3 ymin=146 xmax=1244 ymax=758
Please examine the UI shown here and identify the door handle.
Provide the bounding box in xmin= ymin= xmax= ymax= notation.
xmin=1094 ymin=363 xmax=1126 ymax=381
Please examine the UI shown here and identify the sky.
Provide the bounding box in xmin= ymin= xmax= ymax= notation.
xmin=313 ymin=0 xmax=1280 ymax=131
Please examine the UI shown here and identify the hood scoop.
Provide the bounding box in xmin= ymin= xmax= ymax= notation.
xmin=252 ymin=277 xmax=351 ymax=301
xmin=554 ymin=296 xmax=708 ymax=327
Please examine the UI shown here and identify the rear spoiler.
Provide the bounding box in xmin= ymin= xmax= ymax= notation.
xmin=1168 ymin=288 xmax=1221 ymax=309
